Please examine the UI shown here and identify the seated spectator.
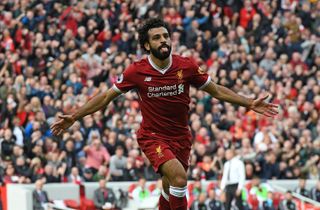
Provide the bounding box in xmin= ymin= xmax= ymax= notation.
xmin=83 ymin=168 xmax=94 ymax=182
xmin=109 ymin=146 xmax=127 ymax=181
xmin=14 ymin=156 xmax=31 ymax=183
xmin=32 ymin=179 xmax=50 ymax=210
xmin=93 ymin=179 xmax=117 ymax=210
xmin=93 ymin=165 xmax=108 ymax=182
xmin=67 ymin=167 xmax=83 ymax=184
xmin=59 ymin=138 xmax=81 ymax=175
xmin=192 ymin=179 xmax=206 ymax=198
xmin=311 ymin=180 xmax=320 ymax=202
xmin=0 ymin=2 xmax=320 ymax=209
xmin=294 ymin=178 xmax=310 ymax=198
xmin=151 ymin=178 xmax=163 ymax=196
xmin=30 ymin=157 xmax=45 ymax=182
xmin=190 ymin=192 xmax=208 ymax=210
xmin=0 ymin=128 xmax=15 ymax=159
xmin=122 ymin=156 xmax=139 ymax=181
xmin=206 ymin=189 xmax=223 ymax=210
xmin=249 ymin=176 xmax=273 ymax=207
xmin=132 ymin=177 xmax=150 ymax=202
xmin=143 ymin=157 xmax=160 ymax=181
xmin=42 ymin=164 xmax=60 ymax=183
xmin=262 ymin=192 xmax=276 ymax=210
xmin=279 ymin=191 xmax=297 ymax=210
xmin=3 ymin=164 xmax=20 ymax=184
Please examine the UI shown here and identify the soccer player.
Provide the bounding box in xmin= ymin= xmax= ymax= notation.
xmin=51 ymin=18 xmax=278 ymax=210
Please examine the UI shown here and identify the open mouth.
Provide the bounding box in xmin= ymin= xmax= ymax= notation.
xmin=159 ymin=45 xmax=169 ymax=53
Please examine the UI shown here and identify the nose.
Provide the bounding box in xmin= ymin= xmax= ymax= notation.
xmin=160 ymin=35 xmax=167 ymax=43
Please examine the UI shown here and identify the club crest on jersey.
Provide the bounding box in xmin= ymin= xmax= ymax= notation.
xmin=156 ymin=146 xmax=164 ymax=158
xmin=176 ymin=70 xmax=183 ymax=80
xmin=117 ymin=74 xmax=124 ymax=83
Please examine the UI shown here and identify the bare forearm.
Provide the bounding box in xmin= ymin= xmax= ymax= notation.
xmin=205 ymin=83 xmax=253 ymax=108
xmin=72 ymin=89 xmax=119 ymax=121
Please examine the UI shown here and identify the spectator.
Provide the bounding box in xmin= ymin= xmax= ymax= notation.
xmin=0 ymin=1 xmax=318 ymax=208
xmin=206 ymin=189 xmax=224 ymax=210
xmin=3 ymin=163 xmax=20 ymax=184
xmin=67 ymin=166 xmax=83 ymax=184
xmin=93 ymin=179 xmax=117 ymax=210
xmin=311 ymin=180 xmax=320 ymax=202
xmin=14 ymin=156 xmax=31 ymax=183
xmin=249 ymin=176 xmax=273 ymax=207
xmin=93 ymin=165 xmax=108 ymax=182
xmin=294 ymin=178 xmax=310 ymax=198
xmin=132 ymin=177 xmax=150 ymax=203
xmin=260 ymin=151 xmax=280 ymax=180
xmin=151 ymin=178 xmax=163 ymax=196
xmin=191 ymin=192 xmax=208 ymax=210
xmin=32 ymin=179 xmax=50 ymax=210
xmin=191 ymin=179 xmax=206 ymax=198
xmin=84 ymin=137 xmax=110 ymax=174
xmin=239 ymin=0 xmax=257 ymax=29
xmin=109 ymin=146 xmax=127 ymax=181
xmin=0 ymin=128 xmax=15 ymax=159
xmin=262 ymin=192 xmax=276 ymax=210
xmin=59 ymin=138 xmax=82 ymax=176
xmin=279 ymin=191 xmax=297 ymax=210
xmin=42 ymin=164 xmax=60 ymax=183
xmin=83 ymin=168 xmax=94 ymax=182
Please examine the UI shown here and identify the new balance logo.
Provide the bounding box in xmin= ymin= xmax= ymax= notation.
xmin=144 ymin=77 xmax=152 ymax=82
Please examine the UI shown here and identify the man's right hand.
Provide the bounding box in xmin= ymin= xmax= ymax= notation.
xmin=50 ymin=115 xmax=76 ymax=136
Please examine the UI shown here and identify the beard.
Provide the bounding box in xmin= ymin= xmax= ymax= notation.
xmin=150 ymin=44 xmax=172 ymax=60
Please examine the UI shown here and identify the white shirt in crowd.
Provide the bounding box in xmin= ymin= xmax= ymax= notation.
xmin=220 ymin=156 xmax=246 ymax=191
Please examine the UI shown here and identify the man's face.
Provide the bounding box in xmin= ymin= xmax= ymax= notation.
xmin=225 ymin=150 xmax=233 ymax=160
xmin=146 ymin=27 xmax=172 ymax=60
xmin=99 ymin=179 xmax=106 ymax=188
xmin=286 ymin=192 xmax=292 ymax=201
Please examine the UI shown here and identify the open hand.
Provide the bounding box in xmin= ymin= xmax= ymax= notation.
xmin=249 ymin=94 xmax=278 ymax=117
xmin=50 ymin=115 xmax=75 ymax=136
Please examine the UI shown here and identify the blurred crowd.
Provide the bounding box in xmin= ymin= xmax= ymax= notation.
xmin=0 ymin=0 xmax=319 ymax=200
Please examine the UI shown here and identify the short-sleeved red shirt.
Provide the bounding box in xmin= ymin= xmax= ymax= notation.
xmin=113 ymin=54 xmax=210 ymax=141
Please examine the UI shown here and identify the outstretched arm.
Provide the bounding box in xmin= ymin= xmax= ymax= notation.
xmin=202 ymin=81 xmax=278 ymax=117
xmin=51 ymin=88 xmax=120 ymax=135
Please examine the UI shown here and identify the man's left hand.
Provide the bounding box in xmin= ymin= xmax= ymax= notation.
xmin=249 ymin=94 xmax=279 ymax=117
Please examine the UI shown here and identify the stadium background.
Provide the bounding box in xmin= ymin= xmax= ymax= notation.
xmin=0 ymin=0 xmax=319 ymax=209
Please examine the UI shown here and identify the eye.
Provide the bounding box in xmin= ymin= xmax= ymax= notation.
xmin=152 ymin=35 xmax=160 ymax=40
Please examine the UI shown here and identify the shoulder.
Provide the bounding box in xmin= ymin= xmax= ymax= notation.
xmin=107 ymin=188 xmax=114 ymax=192
xmin=173 ymin=54 xmax=197 ymax=67
xmin=122 ymin=58 xmax=148 ymax=77
xmin=129 ymin=58 xmax=149 ymax=70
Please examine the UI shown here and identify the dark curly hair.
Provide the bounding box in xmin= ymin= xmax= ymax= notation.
xmin=138 ymin=18 xmax=171 ymax=53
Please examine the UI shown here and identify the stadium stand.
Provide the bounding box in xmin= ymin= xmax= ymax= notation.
xmin=0 ymin=0 xmax=319 ymax=209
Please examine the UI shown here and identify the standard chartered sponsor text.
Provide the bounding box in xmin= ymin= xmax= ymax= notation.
xmin=147 ymin=84 xmax=184 ymax=98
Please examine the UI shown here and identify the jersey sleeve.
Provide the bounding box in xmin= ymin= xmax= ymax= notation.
xmin=187 ymin=58 xmax=211 ymax=89
xmin=112 ymin=64 xmax=137 ymax=93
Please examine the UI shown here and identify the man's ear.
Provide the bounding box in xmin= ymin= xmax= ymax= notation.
xmin=144 ymin=42 xmax=150 ymax=51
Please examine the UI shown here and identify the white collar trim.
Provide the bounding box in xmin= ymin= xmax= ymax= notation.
xmin=148 ymin=55 xmax=172 ymax=74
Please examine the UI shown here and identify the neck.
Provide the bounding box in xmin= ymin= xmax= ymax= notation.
xmin=150 ymin=54 xmax=170 ymax=69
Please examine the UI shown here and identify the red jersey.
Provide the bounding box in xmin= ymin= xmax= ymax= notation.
xmin=113 ymin=54 xmax=210 ymax=140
